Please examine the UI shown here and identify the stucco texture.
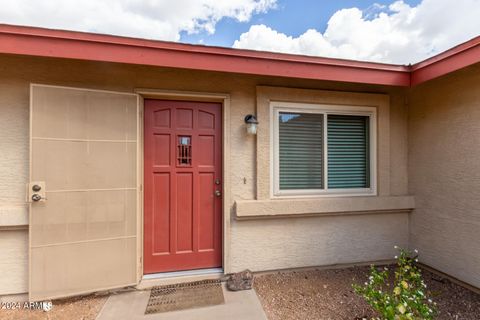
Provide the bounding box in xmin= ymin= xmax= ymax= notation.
xmin=408 ymin=63 xmax=480 ymax=288
xmin=0 ymin=230 xmax=28 ymax=294
xmin=0 ymin=54 xmax=410 ymax=294
xmin=231 ymin=213 xmax=408 ymax=271
xmin=0 ymin=76 xmax=29 ymax=294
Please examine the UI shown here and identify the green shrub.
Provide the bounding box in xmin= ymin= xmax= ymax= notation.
xmin=353 ymin=247 xmax=437 ymax=320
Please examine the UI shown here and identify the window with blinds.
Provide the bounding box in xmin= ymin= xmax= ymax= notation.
xmin=327 ymin=115 xmax=370 ymax=189
xmin=275 ymin=106 xmax=374 ymax=195
xmin=279 ymin=112 xmax=324 ymax=190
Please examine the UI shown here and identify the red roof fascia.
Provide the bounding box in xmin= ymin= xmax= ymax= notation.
xmin=0 ymin=24 xmax=479 ymax=87
xmin=0 ymin=24 xmax=410 ymax=86
xmin=410 ymin=36 xmax=480 ymax=86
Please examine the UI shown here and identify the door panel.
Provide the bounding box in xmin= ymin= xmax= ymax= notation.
xmin=29 ymin=85 xmax=139 ymax=300
xmin=144 ymin=100 xmax=222 ymax=274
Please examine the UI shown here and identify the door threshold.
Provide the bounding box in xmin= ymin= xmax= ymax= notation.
xmin=138 ymin=268 xmax=224 ymax=290
xmin=143 ymin=268 xmax=223 ymax=280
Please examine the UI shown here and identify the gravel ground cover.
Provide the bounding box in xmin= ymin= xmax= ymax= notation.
xmin=2 ymin=265 xmax=479 ymax=320
xmin=254 ymin=265 xmax=480 ymax=320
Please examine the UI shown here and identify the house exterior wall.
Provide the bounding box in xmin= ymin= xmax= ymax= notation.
xmin=408 ymin=63 xmax=480 ymax=288
xmin=0 ymin=77 xmax=30 ymax=294
xmin=0 ymin=54 xmax=410 ymax=295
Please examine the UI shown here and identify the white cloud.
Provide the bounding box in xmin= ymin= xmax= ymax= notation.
xmin=233 ymin=0 xmax=480 ymax=64
xmin=0 ymin=0 xmax=276 ymax=41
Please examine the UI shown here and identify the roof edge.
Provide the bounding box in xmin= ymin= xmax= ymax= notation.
xmin=0 ymin=24 xmax=479 ymax=87
xmin=0 ymin=24 xmax=409 ymax=72
xmin=0 ymin=24 xmax=410 ymax=87
xmin=411 ymin=36 xmax=480 ymax=86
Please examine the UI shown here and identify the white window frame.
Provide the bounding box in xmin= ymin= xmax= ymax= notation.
xmin=271 ymin=101 xmax=377 ymax=198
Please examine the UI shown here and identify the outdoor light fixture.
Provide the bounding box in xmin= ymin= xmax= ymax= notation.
xmin=244 ymin=114 xmax=259 ymax=135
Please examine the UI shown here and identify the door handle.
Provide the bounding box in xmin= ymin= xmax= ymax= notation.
xmin=215 ymin=190 xmax=221 ymax=197
xmin=27 ymin=181 xmax=46 ymax=203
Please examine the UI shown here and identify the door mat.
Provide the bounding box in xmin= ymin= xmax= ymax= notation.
xmin=145 ymin=279 xmax=225 ymax=314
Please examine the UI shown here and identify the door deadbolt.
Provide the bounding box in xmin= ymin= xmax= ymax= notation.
xmin=214 ymin=178 xmax=221 ymax=185
xmin=27 ymin=181 xmax=46 ymax=203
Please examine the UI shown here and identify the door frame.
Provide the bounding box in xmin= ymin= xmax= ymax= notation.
xmin=135 ymin=88 xmax=231 ymax=281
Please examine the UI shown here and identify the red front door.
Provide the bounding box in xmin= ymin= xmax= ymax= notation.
xmin=144 ymin=99 xmax=222 ymax=274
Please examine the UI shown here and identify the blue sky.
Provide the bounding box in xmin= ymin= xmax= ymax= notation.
xmin=180 ymin=0 xmax=422 ymax=47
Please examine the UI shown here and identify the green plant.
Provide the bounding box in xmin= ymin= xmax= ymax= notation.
xmin=353 ymin=247 xmax=437 ymax=320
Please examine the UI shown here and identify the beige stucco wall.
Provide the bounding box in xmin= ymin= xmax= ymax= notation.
xmin=0 ymin=54 xmax=410 ymax=294
xmin=408 ymin=63 xmax=480 ymax=288
xmin=0 ymin=230 xmax=28 ymax=294
xmin=0 ymin=76 xmax=30 ymax=294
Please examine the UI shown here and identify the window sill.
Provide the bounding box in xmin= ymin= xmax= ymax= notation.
xmin=234 ymin=196 xmax=414 ymax=220
xmin=272 ymin=189 xmax=376 ymax=198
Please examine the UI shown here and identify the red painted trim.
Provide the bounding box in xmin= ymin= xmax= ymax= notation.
xmin=0 ymin=24 xmax=479 ymax=87
xmin=0 ymin=24 xmax=410 ymax=86
xmin=410 ymin=36 xmax=480 ymax=86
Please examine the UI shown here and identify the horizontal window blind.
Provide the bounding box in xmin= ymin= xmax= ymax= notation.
xmin=327 ymin=114 xmax=370 ymax=189
xmin=279 ymin=112 xmax=323 ymax=190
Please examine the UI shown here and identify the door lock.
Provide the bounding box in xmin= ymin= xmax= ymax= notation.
xmin=215 ymin=190 xmax=222 ymax=197
xmin=27 ymin=181 xmax=46 ymax=203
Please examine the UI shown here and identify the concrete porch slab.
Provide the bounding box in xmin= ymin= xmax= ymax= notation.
xmin=96 ymin=284 xmax=267 ymax=320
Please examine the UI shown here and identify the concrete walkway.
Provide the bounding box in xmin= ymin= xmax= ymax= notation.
xmin=96 ymin=284 xmax=267 ymax=320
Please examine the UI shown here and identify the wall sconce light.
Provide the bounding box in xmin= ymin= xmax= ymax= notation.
xmin=244 ymin=114 xmax=259 ymax=135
